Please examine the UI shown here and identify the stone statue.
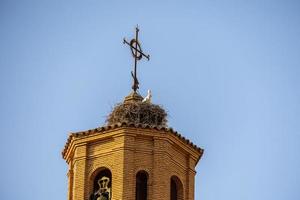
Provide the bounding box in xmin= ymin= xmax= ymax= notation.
xmin=90 ymin=176 xmax=111 ymax=200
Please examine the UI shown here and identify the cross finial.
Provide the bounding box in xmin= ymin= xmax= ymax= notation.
xmin=123 ymin=25 xmax=150 ymax=92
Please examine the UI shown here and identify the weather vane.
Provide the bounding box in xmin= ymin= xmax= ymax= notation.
xmin=123 ymin=25 xmax=150 ymax=92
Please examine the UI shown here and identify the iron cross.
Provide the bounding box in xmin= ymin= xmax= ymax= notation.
xmin=123 ymin=25 xmax=150 ymax=92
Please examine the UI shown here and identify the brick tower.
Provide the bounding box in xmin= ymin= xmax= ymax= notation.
xmin=62 ymin=27 xmax=203 ymax=200
xmin=62 ymin=91 xmax=203 ymax=200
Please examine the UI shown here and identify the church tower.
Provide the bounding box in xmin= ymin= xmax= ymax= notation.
xmin=62 ymin=27 xmax=204 ymax=200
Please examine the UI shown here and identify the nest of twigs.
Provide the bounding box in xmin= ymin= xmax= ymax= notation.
xmin=106 ymin=101 xmax=167 ymax=127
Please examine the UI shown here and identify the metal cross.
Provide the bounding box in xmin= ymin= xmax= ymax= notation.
xmin=123 ymin=25 xmax=150 ymax=92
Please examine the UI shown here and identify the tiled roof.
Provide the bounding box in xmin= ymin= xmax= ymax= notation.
xmin=62 ymin=122 xmax=204 ymax=159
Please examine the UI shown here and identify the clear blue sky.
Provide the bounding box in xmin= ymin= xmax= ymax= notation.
xmin=0 ymin=0 xmax=299 ymax=200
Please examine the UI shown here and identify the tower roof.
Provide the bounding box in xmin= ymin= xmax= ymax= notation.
xmin=62 ymin=122 xmax=204 ymax=161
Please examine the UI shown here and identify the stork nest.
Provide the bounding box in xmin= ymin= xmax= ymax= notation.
xmin=106 ymin=101 xmax=168 ymax=127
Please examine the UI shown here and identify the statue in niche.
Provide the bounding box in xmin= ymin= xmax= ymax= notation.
xmin=90 ymin=176 xmax=111 ymax=200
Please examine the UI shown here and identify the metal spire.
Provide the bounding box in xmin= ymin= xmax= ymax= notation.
xmin=123 ymin=25 xmax=150 ymax=92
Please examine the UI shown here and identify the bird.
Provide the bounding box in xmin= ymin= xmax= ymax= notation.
xmin=142 ymin=89 xmax=152 ymax=103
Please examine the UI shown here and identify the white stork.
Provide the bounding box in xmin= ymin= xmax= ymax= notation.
xmin=142 ymin=89 xmax=152 ymax=103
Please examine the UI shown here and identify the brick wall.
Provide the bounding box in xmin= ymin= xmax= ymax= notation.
xmin=64 ymin=127 xmax=202 ymax=200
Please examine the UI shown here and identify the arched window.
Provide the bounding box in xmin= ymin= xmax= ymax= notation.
xmin=171 ymin=178 xmax=177 ymax=200
xmin=90 ymin=168 xmax=112 ymax=200
xmin=135 ymin=171 xmax=148 ymax=200
xmin=170 ymin=176 xmax=183 ymax=200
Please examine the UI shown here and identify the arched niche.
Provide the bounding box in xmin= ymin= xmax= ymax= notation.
xmin=170 ymin=176 xmax=183 ymax=200
xmin=90 ymin=168 xmax=112 ymax=200
xmin=136 ymin=170 xmax=149 ymax=200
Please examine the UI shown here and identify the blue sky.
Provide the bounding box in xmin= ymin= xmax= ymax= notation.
xmin=0 ymin=1 xmax=300 ymax=200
